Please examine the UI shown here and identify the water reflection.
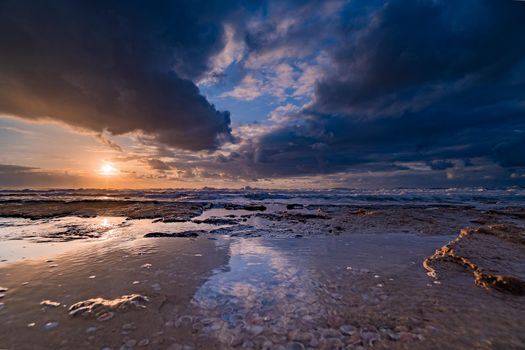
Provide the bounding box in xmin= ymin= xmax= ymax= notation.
xmin=190 ymin=235 xmax=453 ymax=348
xmin=192 ymin=238 xmax=325 ymax=347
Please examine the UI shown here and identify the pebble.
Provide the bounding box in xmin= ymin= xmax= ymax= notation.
xmin=86 ymin=326 xmax=98 ymax=334
xmin=141 ymin=263 xmax=152 ymax=269
xmin=27 ymin=322 xmax=36 ymax=328
xmin=41 ymin=299 xmax=61 ymax=307
xmin=0 ymin=302 xmax=5 ymax=310
xmin=309 ymin=337 xmax=320 ymax=348
xmin=122 ymin=323 xmax=136 ymax=331
xmin=49 ymin=264 xmax=58 ymax=268
xmin=125 ymin=339 xmax=137 ymax=347
xmin=321 ymin=328 xmax=340 ymax=338
xmin=166 ymin=344 xmax=181 ymax=350
xmin=22 ymin=282 xmax=29 ymax=286
xmin=286 ymin=342 xmax=305 ymax=350
xmin=387 ymin=331 xmax=401 ymax=341
xmin=175 ymin=315 xmax=193 ymax=327
xmin=339 ymin=325 xmax=356 ymax=336
xmin=97 ymin=312 xmax=115 ymax=322
xmin=44 ymin=321 xmax=59 ymax=330
xmin=0 ymin=287 xmax=7 ymax=292
xmin=0 ymin=294 xmax=4 ymax=299
xmin=89 ymin=275 xmax=96 ymax=279
xmin=138 ymin=339 xmax=150 ymax=347
xmin=132 ymin=281 xmax=140 ymax=285
xmin=321 ymin=338 xmax=344 ymax=349
xmin=249 ymin=325 xmax=264 ymax=336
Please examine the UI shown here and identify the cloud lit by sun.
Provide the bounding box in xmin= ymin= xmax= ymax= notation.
xmin=98 ymin=162 xmax=118 ymax=176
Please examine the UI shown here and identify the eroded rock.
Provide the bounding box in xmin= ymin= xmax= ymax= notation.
xmin=424 ymin=224 xmax=525 ymax=295
xmin=69 ymin=294 xmax=149 ymax=318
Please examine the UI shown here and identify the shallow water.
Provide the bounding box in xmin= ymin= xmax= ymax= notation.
xmin=0 ymin=214 xmax=231 ymax=263
xmin=186 ymin=234 xmax=455 ymax=347
xmin=172 ymin=234 xmax=523 ymax=349
xmin=1 ymin=232 xmax=524 ymax=349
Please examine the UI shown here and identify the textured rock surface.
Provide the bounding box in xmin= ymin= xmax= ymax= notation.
xmin=424 ymin=224 xmax=525 ymax=295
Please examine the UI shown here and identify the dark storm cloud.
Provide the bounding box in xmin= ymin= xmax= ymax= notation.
xmin=145 ymin=158 xmax=172 ymax=172
xmin=427 ymin=160 xmax=454 ymax=171
xmin=0 ymin=164 xmax=36 ymax=173
xmin=2 ymin=0 xmax=525 ymax=186
xmin=0 ymin=164 xmax=84 ymax=188
xmin=0 ymin=0 xmax=255 ymax=150
xmin=232 ymin=0 xmax=525 ymax=183
xmin=315 ymin=0 xmax=525 ymax=115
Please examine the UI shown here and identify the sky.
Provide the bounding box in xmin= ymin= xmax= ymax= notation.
xmin=1 ymin=0 xmax=525 ymax=189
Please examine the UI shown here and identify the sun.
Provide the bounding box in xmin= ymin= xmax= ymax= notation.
xmin=98 ymin=162 xmax=118 ymax=176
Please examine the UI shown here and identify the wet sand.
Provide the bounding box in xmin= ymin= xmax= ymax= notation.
xmin=0 ymin=200 xmax=524 ymax=349
xmin=0 ymin=237 xmax=229 ymax=349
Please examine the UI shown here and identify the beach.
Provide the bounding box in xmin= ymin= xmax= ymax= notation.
xmin=0 ymin=189 xmax=524 ymax=349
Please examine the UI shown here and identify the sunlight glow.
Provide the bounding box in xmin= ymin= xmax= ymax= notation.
xmin=99 ymin=162 xmax=118 ymax=176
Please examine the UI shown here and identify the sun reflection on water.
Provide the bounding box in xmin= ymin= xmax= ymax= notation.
xmin=100 ymin=218 xmax=111 ymax=227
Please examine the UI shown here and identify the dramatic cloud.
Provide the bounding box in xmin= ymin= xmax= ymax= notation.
xmin=0 ymin=0 xmax=253 ymax=150
xmin=2 ymin=0 xmax=525 ymax=188
xmin=220 ymin=0 xmax=525 ymax=184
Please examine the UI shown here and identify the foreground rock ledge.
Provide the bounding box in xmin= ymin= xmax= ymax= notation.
xmin=423 ymin=224 xmax=525 ymax=295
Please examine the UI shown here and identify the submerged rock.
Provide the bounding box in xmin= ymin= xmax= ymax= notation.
xmin=43 ymin=321 xmax=59 ymax=330
xmin=69 ymin=294 xmax=149 ymax=318
xmin=193 ymin=217 xmax=239 ymax=225
xmin=144 ymin=231 xmax=200 ymax=238
xmin=224 ymin=204 xmax=267 ymax=211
